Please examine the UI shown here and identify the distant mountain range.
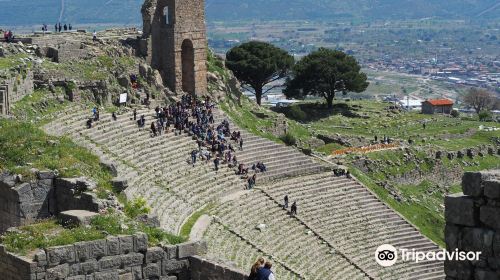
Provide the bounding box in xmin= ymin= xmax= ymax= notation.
xmin=0 ymin=0 xmax=499 ymax=27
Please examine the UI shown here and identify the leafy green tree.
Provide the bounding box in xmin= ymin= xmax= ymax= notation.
xmin=284 ymin=48 xmax=369 ymax=109
xmin=226 ymin=41 xmax=294 ymax=106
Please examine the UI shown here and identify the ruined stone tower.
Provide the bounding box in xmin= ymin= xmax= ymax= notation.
xmin=141 ymin=0 xmax=207 ymax=95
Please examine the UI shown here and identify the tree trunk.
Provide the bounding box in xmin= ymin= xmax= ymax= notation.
xmin=255 ymin=86 xmax=263 ymax=106
xmin=326 ymin=93 xmax=335 ymax=109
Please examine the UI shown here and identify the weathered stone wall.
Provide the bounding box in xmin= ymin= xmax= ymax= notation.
xmin=141 ymin=0 xmax=207 ymax=95
xmin=0 ymin=172 xmax=117 ymax=234
xmin=0 ymin=171 xmax=55 ymax=233
xmin=444 ymin=170 xmax=500 ymax=279
xmin=189 ymin=256 xmax=248 ymax=280
xmin=0 ymin=237 xmax=248 ymax=280
xmin=0 ymin=66 xmax=34 ymax=115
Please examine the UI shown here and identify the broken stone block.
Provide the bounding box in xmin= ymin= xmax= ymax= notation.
xmin=462 ymin=172 xmax=485 ymax=197
xmin=111 ymin=178 xmax=128 ymax=192
xmin=484 ymin=180 xmax=500 ymax=199
xmin=445 ymin=193 xmax=477 ymax=227
xmin=480 ymin=206 xmax=500 ymax=230
xmin=59 ymin=210 xmax=99 ymax=227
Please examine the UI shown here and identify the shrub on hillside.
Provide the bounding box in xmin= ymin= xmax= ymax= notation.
xmin=450 ymin=110 xmax=460 ymax=118
xmin=478 ymin=111 xmax=492 ymax=121
xmin=280 ymin=133 xmax=297 ymax=146
xmin=124 ymin=197 xmax=151 ymax=219
xmin=288 ymin=105 xmax=307 ymax=121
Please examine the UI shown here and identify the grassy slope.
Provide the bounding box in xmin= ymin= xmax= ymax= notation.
xmin=220 ymin=96 xmax=500 ymax=246
xmin=0 ymin=54 xmax=186 ymax=254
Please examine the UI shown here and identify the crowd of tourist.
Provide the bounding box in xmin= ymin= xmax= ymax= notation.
xmin=249 ymin=257 xmax=275 ymax=280
xmin=138 ymin=94 xmax=267 ymax=189
xmin=54 ymin=23 xmax=73 ymax=33
xmin=83 ymin=94 xmax=271 ymax=189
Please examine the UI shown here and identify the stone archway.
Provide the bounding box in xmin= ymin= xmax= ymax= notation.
xmin=181 ymin=39 xmax=195 ymax=94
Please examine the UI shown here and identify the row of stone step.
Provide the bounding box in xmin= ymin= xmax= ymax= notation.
xmin=44 ymin=105 xmax=246 ymax=233
xmin=208 ymin=190 xmax=372 ymax=280
xmin=204 ymin=223 xmax=303 ymax=280
xmin=261 ymin=172 xmax=445 ymax=280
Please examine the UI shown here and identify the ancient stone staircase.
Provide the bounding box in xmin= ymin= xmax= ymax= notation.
xmin=44 ymin=104 xmax=445 ymax=280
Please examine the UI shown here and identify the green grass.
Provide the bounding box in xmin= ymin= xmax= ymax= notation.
xmin=221 ymin=94 xmax=499 ymax=248
xmin=207 ymin=50 xmax=229 ymax=80
xmin=220 ymin=95 xmax=312 ymax=145
xmin=0 ymin=220 xmax=105 ymax=256
xmin=0 ymin=119 xmax=113 ymax=190
xmin=350 ymin=168 xmax=447 ymax=247
xmin=179 ymin=203 xmax=215 ymax=238
xmin=1 ymin=213 xmax=186 ymax=256
xmin=11 ymin=88 xmax=69 ymax=124
xmin=0 ymin=54 xmax=30 ymax=70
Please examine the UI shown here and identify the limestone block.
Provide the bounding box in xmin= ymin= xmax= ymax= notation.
xmin=59 ymin=210 xmax=99 ymax=227
xmin=146 ymin=247 xmax=165 ymax=263
xmin=131 ymin=266 xmax=142 ymax=280
xmin=74 ymin=242 xmax=90 ymax=262
xmin=480 ymin=206 xmax=500 ymax=229
xmin=99 ymin=255 xmax=122 ymax=270
xmin=94 ymin=270 xmax=119 ymax=280
xmin=107 ymin=236 xmax=120 ymax=256
xmin=143 ymin=263 xmax=161 ymax=278
xmin=111 ymin=179 xmax=128 ymax=193
xmin=67 ymin=276 xmax=86 ymax=280
xmin=177 ymin=241 xmax=207 ymax=259
xmin=462 ymin=172 xmax=485 ymax=197
xmin=69 ymin=263 xmax=81 ymax=276
xmin=45 ymin=263 xmax=70 ymax=280
xmin=80 ymin=260 xmax=98 ymax=274
xmin=33 ymin=249 xmax=47 ymax=267
xmin=162 ymin=259 xmax=189 ymax=274
xmin=445 ymin=193 xmax=477 ymax=227
xmin=460 ymin=227 xmax=494 ymax=256
xmin=88 ymin=239 xmax=107 ymax=259
xmin=119 ymin=235 xmax=134 ymax=254
xmin=120 ymin=253 xmax=144 ymax=267
xmin=134 ymin=232 xmax=148 ymax=253
xmin=46 ymin=245 xmax=76 ymax=266
xmin=163 ymin=245 xmax=177 ymax=260
xmin=484 ymin=180 xmax=500 ymax=199
xmin=36 ymin=170 xmax=57 ymax=180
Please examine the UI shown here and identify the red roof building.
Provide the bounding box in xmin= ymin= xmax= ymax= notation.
xmin=422 ymin=99 xmax=454 ymax=114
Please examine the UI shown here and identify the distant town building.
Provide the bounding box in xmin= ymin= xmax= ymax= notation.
xmin=398 ymin=99 xmax=423 ymax=111
xmin=421 ymin=99 xmax=454 ymax=114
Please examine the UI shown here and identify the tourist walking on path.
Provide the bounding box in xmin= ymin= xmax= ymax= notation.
xmin=239 ymin=138 xmax=244 ymax=150
xmin=191 ymin=150 xmax=197 ymax=167
xmin=112 ymin=112 xmax=117 ymax=121
xmin=150 ymin=122 xmax=157 ymax=137
xmin=247 ymin=174 xmax=256 ymax=190
xmin=213 ymin=157 xmax=220 ymax=172
xmin=283 ymin=195 xmax=289 ymax=209
xmin=133 ymin=109 xmax=137 ymax=121
xmin=291 ymin=201 xmax=297 ymax=216
xmin=93 ymin=30 xmax=97 ymax=42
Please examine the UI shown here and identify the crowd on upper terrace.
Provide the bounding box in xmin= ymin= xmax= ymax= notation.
xmin=86 ymin=95 xmax=267 ymax=190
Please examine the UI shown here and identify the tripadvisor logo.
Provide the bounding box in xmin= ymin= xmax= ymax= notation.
xmin=375 ymin=244 xmax=482 ymax=267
